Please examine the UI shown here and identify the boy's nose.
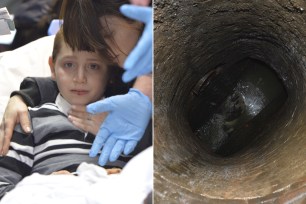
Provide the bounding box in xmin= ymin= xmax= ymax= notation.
xmin=73 ymin=68 xmax=87 ymax=83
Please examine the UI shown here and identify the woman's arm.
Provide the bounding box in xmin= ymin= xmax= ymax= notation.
xmin=0 ymin=95 xmax=29 ymax=156
xmin=132 ymin=74 xmax=152 ymax=101
xmin=11 ymin=77 xmax=59 ymax=107
xmin=0 ymin=77 xmax=58 ymax=155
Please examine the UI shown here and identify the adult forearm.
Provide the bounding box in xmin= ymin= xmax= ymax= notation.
xmin=132 ymin=74 xmax=152 ymax=101
xmin=10 ymin=77 xmax=58 ymax=107
xmin=10 ymin=77 xmax=41 ymax=107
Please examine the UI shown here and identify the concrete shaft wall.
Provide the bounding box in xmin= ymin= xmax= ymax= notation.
xmin=154 ymin=0 xmax=306 ymax=203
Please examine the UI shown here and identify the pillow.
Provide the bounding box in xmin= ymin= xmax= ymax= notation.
xmin=0 ymin=35 xmax=54 ymax=120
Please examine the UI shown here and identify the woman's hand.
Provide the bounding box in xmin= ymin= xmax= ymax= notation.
xmin=51 ymin=168 xmax=121 ymax=175
xmin=51 ymin=170 xmax=72 ymax=175
xmin=0 ymin=95 xmax=31 ymax=156
xmin=106 ymin=168 xmax=121 ymax=175
xmin=68 ymin=105 xmax=107 ymax=135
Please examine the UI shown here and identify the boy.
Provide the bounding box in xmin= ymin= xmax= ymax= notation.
xmin=0 ymin=27 xmax=129 ymax=198
xmin=0 ymin=0 xmax=153 ymax=167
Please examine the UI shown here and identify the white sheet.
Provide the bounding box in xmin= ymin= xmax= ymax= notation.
xmin=0 ymin=36 xmax=54 ymax=120
xmin=0 ymin=146 xmax=153 ymax=204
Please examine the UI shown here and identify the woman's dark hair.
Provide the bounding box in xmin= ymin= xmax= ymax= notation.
xmin=59 ymin=0 xmax=140 ymax=64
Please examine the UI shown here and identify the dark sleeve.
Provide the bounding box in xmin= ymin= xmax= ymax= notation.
xmin=131 ymin=120 xmax=152 ymax=156
xmin=0 ymin=124 xmax=34 ymax=199
xmin=10 ymin=77 xmax=59 ymax=107
xmin=104 ymin=65 xmax=134 ymax=97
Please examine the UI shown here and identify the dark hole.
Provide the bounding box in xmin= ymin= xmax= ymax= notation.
xmin=188 ymin=58 xmax=288 ymax=156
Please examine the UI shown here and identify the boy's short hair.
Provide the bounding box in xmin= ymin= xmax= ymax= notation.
xmin=52 ymin=26 xmax=64 ymax=62
xmin=52 ymin=26 xmax=132 ymax=97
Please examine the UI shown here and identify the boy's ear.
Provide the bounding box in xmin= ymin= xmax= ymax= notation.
xmin=48 ymin=56 xmax=56 ymax=80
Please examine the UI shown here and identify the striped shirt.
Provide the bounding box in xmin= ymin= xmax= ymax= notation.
xmin=0 ymin=95 xmax=131 ymax=198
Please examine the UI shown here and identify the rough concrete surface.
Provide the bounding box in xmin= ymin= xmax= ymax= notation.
xmin=154 ymin=0 xmax=306 ymax=203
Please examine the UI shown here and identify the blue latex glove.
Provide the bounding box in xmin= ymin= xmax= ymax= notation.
xmin=120 ymin=5 xmax=152 ymax=82
xmin=87 ymin=88 xmax=152 ymax=166
xmin=48 ymin=19 xmax=63 ymax=35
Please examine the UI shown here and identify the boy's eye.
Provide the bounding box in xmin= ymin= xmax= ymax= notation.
xmin=63 ymin=62 xmax=75 ymax=68
xmin=88 ymin=64 xmax=100 ymax=70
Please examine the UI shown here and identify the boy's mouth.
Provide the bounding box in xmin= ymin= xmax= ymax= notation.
xmin=71 ymin=89 xmax=89 ymax=96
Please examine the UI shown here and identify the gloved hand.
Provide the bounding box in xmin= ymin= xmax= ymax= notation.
xmin=87 ymin=88 xmax=152 ymax=166
xmin=48 ymin=19 xmax=63 ymax=35
xmin=120 ymin=5 xmax=152 ymax=82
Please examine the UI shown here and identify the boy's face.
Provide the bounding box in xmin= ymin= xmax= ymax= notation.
xmin=49 ymin=42 xmax=109 ymax=106
xmin=100 ymin=15 xmax=142 ymax=66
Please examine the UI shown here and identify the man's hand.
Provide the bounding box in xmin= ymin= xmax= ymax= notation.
xmin=87 ymin=88 xmax=152 ymax=166
xmin=0 ymin=95 xmax=31 ymax=156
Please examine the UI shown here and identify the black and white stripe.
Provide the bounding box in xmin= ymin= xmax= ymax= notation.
xmin=0 ymin=102 xmax=131 ymax=198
